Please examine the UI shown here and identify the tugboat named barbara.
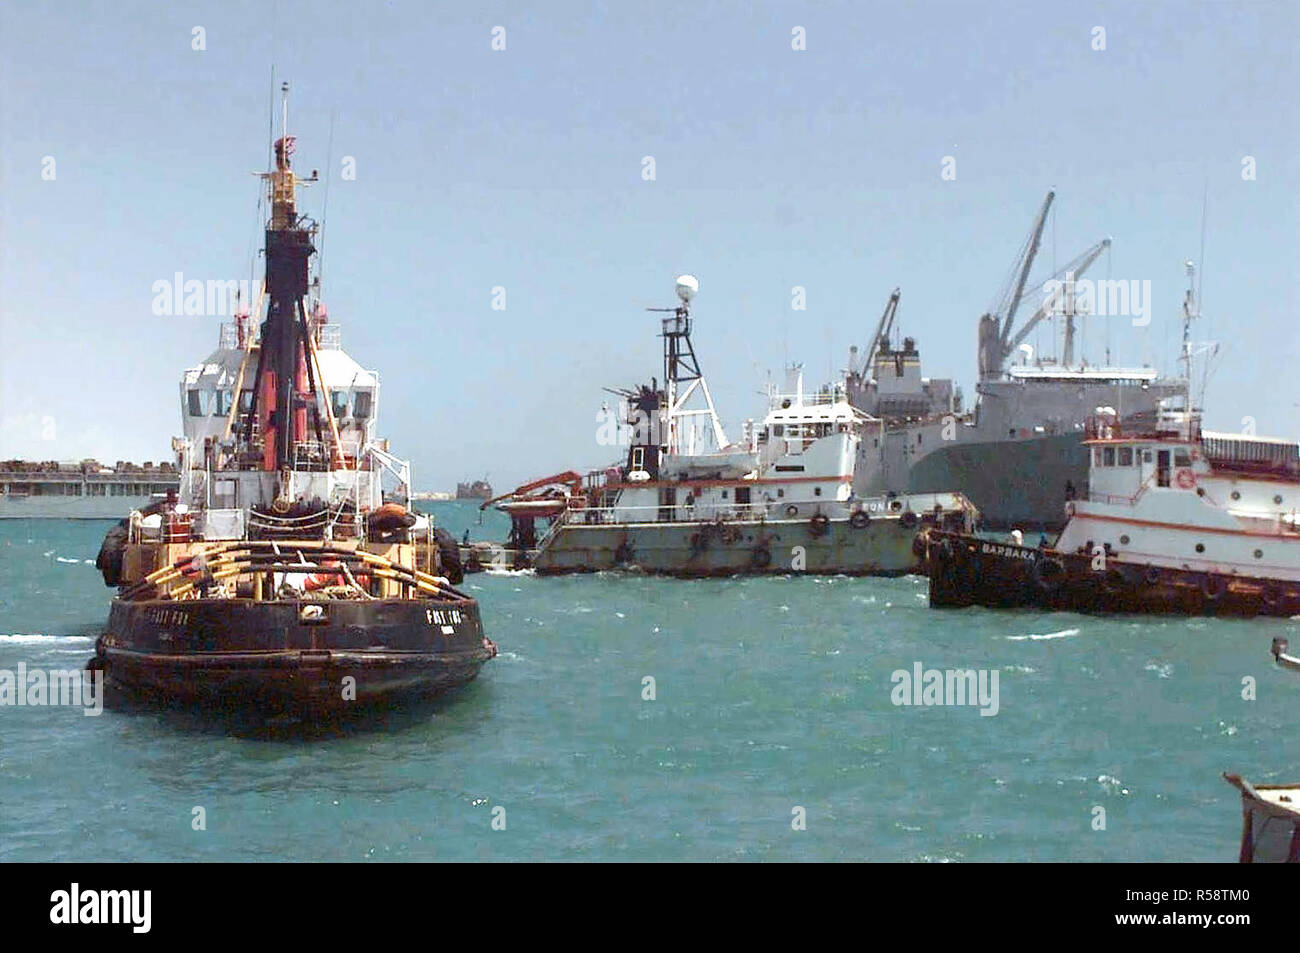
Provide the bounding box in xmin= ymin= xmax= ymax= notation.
xmin=922 ymin=266 xmax=1300 ymax=617
xmin=90 ymin=93 xmax=495 ymax=713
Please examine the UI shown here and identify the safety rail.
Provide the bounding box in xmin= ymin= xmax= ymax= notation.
xmin=548 ymin=500 xmax=824 ymax=525
xmin=119 ymin=539 xmax=463 ymax=603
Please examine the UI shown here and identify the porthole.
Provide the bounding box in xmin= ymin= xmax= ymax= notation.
xmin=1231 ymin=491 xmax=1241 ymax=501
xmin=1119 ymin=535 xmax=1130 ymax=545
xmin=1274 ymin=495 xmax=1283 ymax=505
xmin=1195 ymin=543 xmax=1205 ymax=554
xmin=1254 ymin=549 xmax=1263 ymax=559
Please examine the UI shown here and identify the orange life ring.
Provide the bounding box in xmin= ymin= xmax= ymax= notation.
xmin=1175 ymin=468 xmax=1196 ymax=490
xmin=303 ymin=558 xmax=340 ymax=590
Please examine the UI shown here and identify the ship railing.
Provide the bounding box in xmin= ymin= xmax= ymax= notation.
xmin=1085 ymin=473 xmax=1156 ymax=506
xmin=316 ymin=324 xmax=342 ymax=349
xmin=559 ymin=500 xmax=772 ymax=525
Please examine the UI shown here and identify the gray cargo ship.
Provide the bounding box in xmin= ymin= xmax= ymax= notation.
xmin=847 ymin=192 xmax=1184 ymax=531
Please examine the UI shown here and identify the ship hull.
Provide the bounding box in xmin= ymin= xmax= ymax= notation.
xmin=92 ymin=597 xmax=495 ymax=714
xmin=923 ymin=530 xmax=1300 ymax=617
xmin=906 ymin=433 xmax=1086 ymax=532
xmin=520 ymin=512 xmax=967 ymax=577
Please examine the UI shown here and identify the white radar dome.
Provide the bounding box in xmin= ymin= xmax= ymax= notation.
xmin=675 ymin=274 xmax=698 ymax=302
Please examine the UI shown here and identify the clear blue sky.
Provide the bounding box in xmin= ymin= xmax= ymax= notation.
xmin=2 ymin=0 xmax=1297 ymax=490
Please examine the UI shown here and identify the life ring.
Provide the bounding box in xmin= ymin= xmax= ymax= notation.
xmin=808 ymin=513 xmax=830 ymax=537
xmin=785 ymin=504 xmax=799 ymax=518
xmin=1032 ymin=555 xmax=1067 ymax=591
xmin=1175 ymin=468 xmax=1197 ymax=490
xmin=1201 ymin=573 xmax=1227 ymax=602
xmin=303 ymin=559 xmax=340 ymax=591
xmin=750 ymin=545 xmax=772 ymax=569
xmin=849 ymin=510 xmax=870 ymax=530
xmin=900 ymin=510 xmax=918 ymax=529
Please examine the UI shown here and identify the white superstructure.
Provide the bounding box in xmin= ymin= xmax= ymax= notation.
xmin=1056 ymin=411 xmax=1300 ymax=583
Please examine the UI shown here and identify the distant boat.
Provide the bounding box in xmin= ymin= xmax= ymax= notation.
xmin=456 ymin=479 xmax=492 ymax=500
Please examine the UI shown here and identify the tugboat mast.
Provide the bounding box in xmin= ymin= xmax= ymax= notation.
xmin=647 ymin=275 xmax=727 ymax=455
xmin=243 ymin=83 xmax=322 ymax=507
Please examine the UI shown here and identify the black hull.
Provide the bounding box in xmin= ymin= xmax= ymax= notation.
xmin=92 ymin=597 xmax=495 ymax=714
xmin=923 ymin=530 xmax=1300 ymax=618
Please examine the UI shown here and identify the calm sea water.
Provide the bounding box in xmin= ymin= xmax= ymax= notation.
xmin=1 ymin=502 xmax=1295 ymax=862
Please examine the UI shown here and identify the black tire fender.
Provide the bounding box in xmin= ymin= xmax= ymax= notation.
xmin=1201 ymin=573 xmax=1227 ymax=602
xmin=1032 ymin=555 xmax=1066 ymax=591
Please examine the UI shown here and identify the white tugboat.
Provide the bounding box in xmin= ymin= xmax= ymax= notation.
xmin=481 ymin=276 xmax=977 ymax=576
xmin=923 ymin=263 xmax=1300 ymax=616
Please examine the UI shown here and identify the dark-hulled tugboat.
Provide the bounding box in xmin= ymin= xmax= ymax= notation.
xmin=922 ymin=265 xmax=1300 ymax=617
xmin=90 ymin=92 xmax=495 ymax=714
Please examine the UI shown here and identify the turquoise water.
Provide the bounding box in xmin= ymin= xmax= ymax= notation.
xmin=1 ymin=502 xmax=1295 ymax=862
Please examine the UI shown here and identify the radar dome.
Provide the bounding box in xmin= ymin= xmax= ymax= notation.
xmin=675 ymin=274 xmax=699 ymax=302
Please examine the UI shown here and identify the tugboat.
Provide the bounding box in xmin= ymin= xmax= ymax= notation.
xmin=481 ymin=275 xmax=977 ymax=576
xmin=89 ymin=92 xmax=495 ymax=713
xmin=922 ymin=265 xmax=1300 ymax=616
xmin=1222 ymin=638 xmax=1300 ymax=863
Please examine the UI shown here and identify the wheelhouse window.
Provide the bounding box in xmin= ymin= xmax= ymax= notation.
xmin=1118 ymin=446 xmax=1134 ymax=467
xmin=187 ymin=389 xmax=208 ymax=416
xmin=1103 ymin=447 xmax=1116 ymax=467
xmin=330 ymin=390 xmax=349 ymax=419
xmin=214 ymin=390 xmax=233 ymax=416
xmin=1174 ymin=449 xmax=1192 ymax=467
xmin=353 ymin=391 xmax=373 ymax=419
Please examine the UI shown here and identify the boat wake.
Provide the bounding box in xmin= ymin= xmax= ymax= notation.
xmin=1005 ymin=627 xmax=1081 ymax=642
xmin=1 ymin=634 xmax=94 ymax=644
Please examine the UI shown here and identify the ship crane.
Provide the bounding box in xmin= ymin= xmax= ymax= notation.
xmin=857 ymin=287 xmax=901 ymax=378
xmin=1002 ymin=237 xmax=1112 ymax=368
xmin=977 ymin=190 xmax=1054 ymax=380
xmin=977 ymin=191 xmax=1112 ymax=378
